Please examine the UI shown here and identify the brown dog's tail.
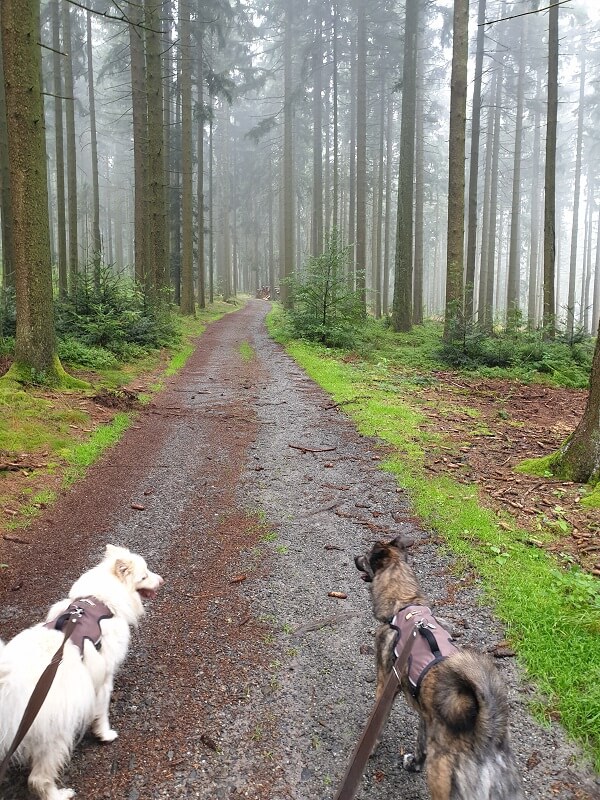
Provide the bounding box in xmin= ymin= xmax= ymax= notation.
xmin=432 ymin=649 xmax=510 ymax=744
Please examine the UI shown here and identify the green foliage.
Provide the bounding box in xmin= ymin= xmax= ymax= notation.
xmin=440 ymin=314 xmax=594 ymax=388
xmin=286 ymin=232 xmax=365 ymax=348
xmin=58 ymin=338 xmax=120 ymax=370
xmin=0 ymin=285 xmax=16 ymax=338
xmin=55 ymin=271 xmax=180 ymax=360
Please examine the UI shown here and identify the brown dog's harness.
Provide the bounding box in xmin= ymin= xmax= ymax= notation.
xmin=391 ymin=604 xmax=458 ymax=696
xmin=44 ymin=596 xmax=113 ymax=655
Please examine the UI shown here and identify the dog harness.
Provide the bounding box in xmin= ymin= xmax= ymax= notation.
xmin=391 ymin=605 xmax=458 ymax=697
xmin=44 ymin=596 xmax=113 ymax=655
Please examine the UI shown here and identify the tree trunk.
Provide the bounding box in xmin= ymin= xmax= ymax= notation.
xmin=465 ymin=0 xmax=485 ymax=321
xmin=311 ymin=8 xmax=323 ymax=258
xmin=527 ymin=73 xmax=542 ymax=328
xmin=382 ymin=87 xmax=393 ymax=316
xmin=443 ymin=0 xmax=468 ymax=340
xmin=0 ymin=27 xmax=15 ymax=288
xmin=179 ymin=0 xmax=194 ymax=314
xmin=354 ymin=0 xmax=367 ymax=312
xmin=331 ymin=3 xmax=339 ymax=236
xmin=129 ymin=2 xmax=147 ymax=286
xmin=550 ymin=314 xmax=600 ymax=484
xmin=392 ymin=0 xmax=418 ymax=333
xmin=62 ymin=0 xmax=78 ymax=287
xmin=413 ymin=43 xmax=424 ymax=325
xmin=566 ymin=51 xmax=585 ymax=340
xmin=543 ymin=1 xmax=558 ymax=339
xmin=51 ymin=0 xmax=67 ymax=298
xmin=86 ymin=11 xmax=102 ymax=289
xmin=280 ymin=0 xmax=294 ymax=309
xmin=1 ymin=0 xmax=68 ymax=383
xmin=506 ymin=20 xmax=526 ymax=321
xmin=347 ymin=33 xmax=356 ymax=287
xmin=144 ymin=0 xmax=168 ymax=299
xmin=372 ymin=68 xmax=385 ymax=319
xmin=196 ymin=14 xmax=205 ymax=309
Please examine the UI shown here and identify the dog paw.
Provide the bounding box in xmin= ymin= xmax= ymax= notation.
xmin=95 ymin=727 xmax=118 ymax=742
xmin=403 ymin=753 xmax=422 ymax=772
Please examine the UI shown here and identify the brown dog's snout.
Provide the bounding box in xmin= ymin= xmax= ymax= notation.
xmin=354 ymin=555 xmax=373 ymax=581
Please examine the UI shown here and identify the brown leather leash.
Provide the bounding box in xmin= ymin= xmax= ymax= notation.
xmin=0 ymin=611 xmax=80 ymax=784
xmin=333 ymin=623 xmax=418 ymax=800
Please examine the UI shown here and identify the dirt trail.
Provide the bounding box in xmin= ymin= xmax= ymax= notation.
xmin=0 ymin=301 xmax=598 ymax=800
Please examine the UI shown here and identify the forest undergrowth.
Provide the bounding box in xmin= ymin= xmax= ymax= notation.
xmin=266 ymin=304 xmax=600 ymax=772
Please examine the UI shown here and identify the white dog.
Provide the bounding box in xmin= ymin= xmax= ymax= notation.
xmin=0 ymin=544 xmax=163 ymax=800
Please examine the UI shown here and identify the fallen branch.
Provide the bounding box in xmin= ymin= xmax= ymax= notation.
xmin=3 ymin=534 xmax=30 ymax=545
xmin=288 ymin=444 xmax=337 ymax=454
xmin=293 ymin=611 xmax=356 ymax=637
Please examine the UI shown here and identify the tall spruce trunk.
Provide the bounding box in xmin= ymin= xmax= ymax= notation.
xmin=86 ymin=11 xmax=102 ymax=289
xmin=355 ymin=0 xmax=367 ymax=312
xmin=311 ymin=8 xmax=323 ymax=258
xmin=2 ymin=0 xmax=66 ymax=382
xmin=129 ymin=3 xmax=147 ymax=285
xmin=0 ymin=27 xmax=15 ymax=288
xmin=280 ymin=0 xmax=294 ymax=309
xmin=506 ymin=21 xmax=526 ymax=320
xmin=527 ymin=73 xmax=542 ymax=327
xmin=51 ymin=0 xmax=67 ymax=298
xmin=566 ymin=52 xmax=586 ymax=339
xmin=179 ymin=0 xmax=194 ymax=314
xmin=465 ymin=0 xmax=485 ymax=321
xmin=196 ymin=16 xmax=206 ymax=309
xmin=62 ymin=0 xmax=78 ymax=286
xmin=392 ymin=0 xmax=419 ymax=332
xmin=144 ymin=0 xmax=168 ymax=298
xmin=543 ymin=2 xmax=559 ymax=338
xmin=443 ymin=0 xmax=468 ymax=341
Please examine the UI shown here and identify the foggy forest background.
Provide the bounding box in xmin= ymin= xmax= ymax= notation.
xmin=1 ymin=0 xmax=599 ymax=339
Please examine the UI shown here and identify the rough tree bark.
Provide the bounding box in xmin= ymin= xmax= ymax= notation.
xmin=1 ymin=0 xmax=77 ymax=385
xmin=443 ymin=0 xmax=468 ymax=341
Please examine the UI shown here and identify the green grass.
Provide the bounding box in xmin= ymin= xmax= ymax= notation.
xmin=267 ymin=307 xmax=600 ymax=771
xmin=61 ymin=412 xmax=132 ymax=486
xmin=239 ymin=341 xmax=255 ymax=362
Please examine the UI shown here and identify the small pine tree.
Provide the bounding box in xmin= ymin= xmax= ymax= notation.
xmin=287 ymin=230 xmax=364 ymax=348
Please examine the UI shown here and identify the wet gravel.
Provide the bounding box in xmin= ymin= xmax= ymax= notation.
xmin=0 ymin=300 xmax=598 ymax=800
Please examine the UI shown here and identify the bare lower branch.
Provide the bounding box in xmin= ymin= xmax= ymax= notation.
xmin=481 ymin=0 xmax=572 ymax=26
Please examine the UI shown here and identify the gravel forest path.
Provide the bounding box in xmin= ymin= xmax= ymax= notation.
xmin=0 ymin=300 xmax=598 ymax=800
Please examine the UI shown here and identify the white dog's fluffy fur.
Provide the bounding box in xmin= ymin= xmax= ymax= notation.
xmin=0 ymin=544 xmax=163 ymax=800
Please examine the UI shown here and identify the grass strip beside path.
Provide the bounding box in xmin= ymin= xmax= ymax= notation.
xmin=270 ymin=318 xmax=600 ymax=772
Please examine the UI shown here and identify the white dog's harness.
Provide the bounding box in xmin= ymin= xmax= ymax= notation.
xmin=391 ymin=605 xmax=458 ymax=697
xmin=44 ymin=596 xmax=113 ymax=655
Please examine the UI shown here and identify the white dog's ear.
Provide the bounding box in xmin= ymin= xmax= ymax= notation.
xmin=105 ymin=544 xmax=120 ymax=557
xmin=113 ymin=558 xmax=133 ymax=582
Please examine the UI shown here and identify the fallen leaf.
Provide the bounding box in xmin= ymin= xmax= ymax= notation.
xmin=131 ymin=503 xmax=145 ymax=511
xmin=328 ymin=591 xmax=347 ymax=599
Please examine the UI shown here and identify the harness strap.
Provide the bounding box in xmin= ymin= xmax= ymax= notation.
xmin=0 ymin=613 xmax=79 ymax=784
xmin=333 ymin=623 xmax=419 ymax=800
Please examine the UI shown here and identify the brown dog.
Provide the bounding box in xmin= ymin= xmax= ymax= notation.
xmin=355 ymin=536 xmax=524 ymax=800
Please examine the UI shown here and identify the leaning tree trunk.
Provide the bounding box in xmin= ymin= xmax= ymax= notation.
xmin=550 ymin=315 xmax=600 ymax=485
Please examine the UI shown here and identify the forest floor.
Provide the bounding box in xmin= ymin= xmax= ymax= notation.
xmin=0 ymin=300 xmax=598 ymax=799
